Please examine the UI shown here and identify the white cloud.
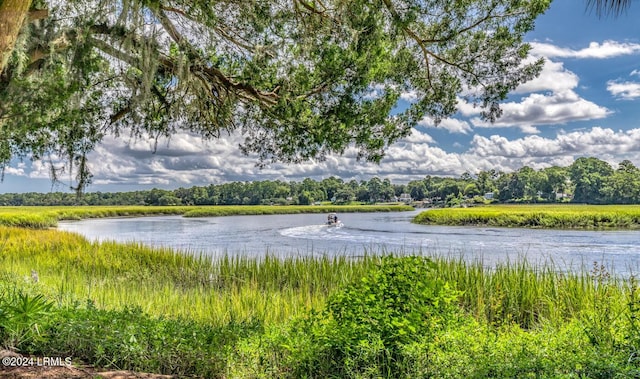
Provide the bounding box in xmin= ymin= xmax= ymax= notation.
xmin=400 ymin=90 xmax=419 ymax=102
xmin=471 ymin=90 xmax=610 ymax=132
xmin=470 ymin=127 xmax=640 ymax=158
xmin=607 ymin=80 xmax=640 ymax=100
xmin=456 ymin=97 xmax=482 ymax=117
xmin=418 ymin=117 xmax=472 ymax=134
xmin=3 ymin=166 xmax=25 ymax=177
xmin=14 ymin=124 xmax=640 ymax=189
xmin=401 ymin=129 xmax=435 ymax=144
xmin=631 ymin=69 xmax=640 ymax=77
xmin=514 ymin=58 xmax=578 ymax=94
xmin=530 ymin=40 xmax=640 ymax=59
xmin=458 ymin=40 xmax=621 ymax=131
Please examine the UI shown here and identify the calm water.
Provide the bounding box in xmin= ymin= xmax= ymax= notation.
xmin=58 ymin=210 xmax=640 ymax=276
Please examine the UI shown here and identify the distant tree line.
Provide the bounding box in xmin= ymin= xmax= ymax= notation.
xmin=2 ymin=157 xmax=640 ymax=207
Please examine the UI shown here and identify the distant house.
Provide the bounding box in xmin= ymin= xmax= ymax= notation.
xmin=399 ymin=193 xmax=412 ymax=203
xmin=484 ymin=192 xmax=494 ymax=200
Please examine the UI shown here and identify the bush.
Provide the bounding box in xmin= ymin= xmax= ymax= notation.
xmin=286 ymin=256 xmax=462 ymax=377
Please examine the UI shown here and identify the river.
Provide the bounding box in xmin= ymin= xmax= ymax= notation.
xmin=57 ymin=210 xmax=640 ymax=276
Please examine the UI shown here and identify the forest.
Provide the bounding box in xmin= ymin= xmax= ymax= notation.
xmin=2 ymin=156 xmax=638 ymax=207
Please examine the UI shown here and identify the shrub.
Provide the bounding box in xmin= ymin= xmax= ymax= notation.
xmin=35 ymin=302 xmax=262 ymax=377
xmin=288 ymin=256 xmax=462 ymax=377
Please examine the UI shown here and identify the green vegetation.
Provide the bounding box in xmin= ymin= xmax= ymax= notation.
xmin=0 ymin=227 xmax=372 ymax=325
xmin=414 ymin=204 xmax=640 ymax=229
xmin=2 ymin=1 xmax=548 ymax=192
xmin=0 ymin=204 xmax=413 ymax=229
xmin=2 ymin=222 xmax=640 ymax=377
xmin=182 ymin=204 xmax=413 ymax=218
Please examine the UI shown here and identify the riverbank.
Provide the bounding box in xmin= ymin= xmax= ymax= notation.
xmin=1 ymin=225 xmax=639 ymax=377
xmin=0 ymin=204 xmax=414 ymax=229
xmin=414 ymin=204 xmax=640 ymax=229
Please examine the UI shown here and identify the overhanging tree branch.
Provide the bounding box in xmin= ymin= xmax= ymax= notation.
xmin=0 ymin=0 xmax=34 ymax=75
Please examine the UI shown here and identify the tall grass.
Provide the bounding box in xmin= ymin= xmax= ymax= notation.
xmin=414 ymin=204 xmax=640 ymax=229
xmin=431 ymin=257 xmax=628 ymax=328
xmin=0 ymin=226 xmax=631 ymax=329
xmin=0 ymin=227 xmax=379 ymax=325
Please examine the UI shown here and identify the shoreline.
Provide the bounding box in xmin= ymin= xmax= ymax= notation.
xmin=413 ymin=204 xmax=640 ymax=230
xmin=0 ymin=204 xmax=414 ymax=229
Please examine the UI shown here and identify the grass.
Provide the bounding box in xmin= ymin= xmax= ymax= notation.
xmin=414 ymin=204 xmax=640 ymax=229
xmin=0 ymin=204 xmax=414 ymax=229
xmin=0 ymin=225 xmax=628 ymax=328
xmin=0 ymin=227 xmax=378 ymax=325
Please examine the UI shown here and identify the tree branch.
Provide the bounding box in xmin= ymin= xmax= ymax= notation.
xmin=0 ymin=0 xmax=34 ymax=74
xmin=109 ymin=106 xmax=131 ymax=124
xmin=381 ymin=0 xmax=432 ymax=87
xmin=28 ymin=8 xmax=48 ymax=21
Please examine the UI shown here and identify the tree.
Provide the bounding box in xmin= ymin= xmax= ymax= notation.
xmin=432 ymin=179 xmax=462 ymax=200
xmin=602 ymin=160 xmax=640 ymax=204
xmin=569 ymin=157 xmax=613 ymax=204
xmin=541 ymin=166 xmax=568 ymax=200
xmin=367 ymin=177 xmax=384 ymax=202
xmin=321 ymin=177 xmax=344 ymax=202
xmin=496 ymin=172 xmax=524 ymax=202
xmin=463 ymin=183 xmax=480 ymax=198
xmin=298 ymin=190 xmax=313 ymax=205
xmin=476 ymin=169 xmax=498 ymax=194
xmin=381 ymin=178 xmax=395 ymax=201
xmin=334 ymin=187 xmax=355 ymax=204
xmin=1 ymin=0 xmax=550 ymax=192
xmin=406 ymin=180 xmax=426 ymax=200
xmin=517 ymin=166 xmax=548 ymax=201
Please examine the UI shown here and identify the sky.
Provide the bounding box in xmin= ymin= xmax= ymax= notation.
xmin=3 ymin=1 xmax=640 ymax=193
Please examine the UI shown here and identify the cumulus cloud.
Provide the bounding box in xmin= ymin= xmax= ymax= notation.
xmin=469 ymin=127 xmax=640 ymax=158
xmin=400 ymin=90 xmax=419 ymax=102
xmin=457 ymin=39 xmax=633 ymax=131
xmin=471 ymin=90 xmax=610 ymax=132
xmin=530 ymin=40 xmax=640 ymax=59
xmin=417 ymin=117 xmax=472 ymax=134
xmin=514 ymin=58 xmax=578 ymax=94
xmin=13 ymin=124 xmax=640 ymax=189
xmin=401 ymin=129 xmax=436 ymax=144
xmin=607 ymin=80 xmax=640 ymax=100
xmin=3 ymin=166 xmax=26 ymax=177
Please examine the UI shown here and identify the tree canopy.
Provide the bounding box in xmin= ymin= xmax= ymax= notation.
xmin=1 ymin=0 xmax=551 ymax=192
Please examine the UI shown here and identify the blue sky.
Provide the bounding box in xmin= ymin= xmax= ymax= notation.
xmin=3 ymin=1 xmax=640 ymax=193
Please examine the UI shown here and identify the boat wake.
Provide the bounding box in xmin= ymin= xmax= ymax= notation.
xmin=279 ymin=224 xmax=434 ymax=248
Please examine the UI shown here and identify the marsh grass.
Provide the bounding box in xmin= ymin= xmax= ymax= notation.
xmin=0 ymin=225 xmax=631 ymax=330
xmin=414 ymin=204 xmax=640 ymax=229
xmin=432 ymin=257 xmax=631 ymax=328
xmin=0 ymin=227 xmax=380 ymax=324
xmin=0 ymin=204 xmax=414 ymax=229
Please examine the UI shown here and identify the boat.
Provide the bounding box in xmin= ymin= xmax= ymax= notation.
xmin=326 ymin=212 xmax=343 ymax=227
